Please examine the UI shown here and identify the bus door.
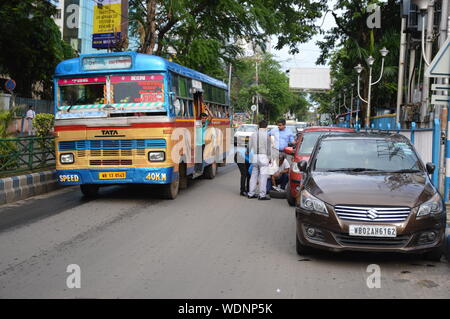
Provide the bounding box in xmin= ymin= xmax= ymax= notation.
xmin=193 ymin=92 xmax=204 ymax=172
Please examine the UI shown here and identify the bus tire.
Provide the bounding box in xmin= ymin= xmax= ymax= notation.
xmin=203 ymin=161 xmax=217 ymax=179
xmin=161 ymin=175 xmax=179 ymax=200
xmin=80 ymin=184 xmax=99 ymax=198
xmin=179 ymin=163 xmax=188 ymax=190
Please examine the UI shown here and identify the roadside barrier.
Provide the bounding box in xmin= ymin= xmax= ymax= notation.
xmin=0 ymin=170 xmax=60 ymax=205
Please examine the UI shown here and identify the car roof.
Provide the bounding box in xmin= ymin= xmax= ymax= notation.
xmin=318 ymin=132 xmax=409 ymax=141
xmin=302 ymin=126 xmax=355 ymax=132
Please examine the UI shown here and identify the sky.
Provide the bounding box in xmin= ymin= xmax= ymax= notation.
xmin=271 ymin=0 xmax=338 ymax=71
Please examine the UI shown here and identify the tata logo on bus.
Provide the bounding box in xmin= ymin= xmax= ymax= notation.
xmin=101 ymin=130 xmax=119 ymax=136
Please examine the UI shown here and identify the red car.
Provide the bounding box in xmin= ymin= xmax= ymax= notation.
xmin=284 ymin=127 xmax=355 ymax=206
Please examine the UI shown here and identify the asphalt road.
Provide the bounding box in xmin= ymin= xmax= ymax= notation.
xmin=0 ymin=165 xmax=449 ymax=298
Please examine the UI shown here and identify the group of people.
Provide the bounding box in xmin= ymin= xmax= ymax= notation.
xmin=235 ymin=119 xmax=295 ymax=200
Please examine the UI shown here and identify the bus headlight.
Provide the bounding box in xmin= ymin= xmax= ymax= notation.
xmin=148 ymin=151 xmax=165 ymax=162
xmin=60 ymin=153 xmax=74 ymax=164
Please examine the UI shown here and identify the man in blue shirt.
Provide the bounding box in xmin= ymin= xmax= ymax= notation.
xmin=269 ymin=119 xmax=295 ymax=152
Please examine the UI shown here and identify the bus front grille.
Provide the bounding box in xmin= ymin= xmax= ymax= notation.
xmin=90 ymin=160 xmax=132 ymax=166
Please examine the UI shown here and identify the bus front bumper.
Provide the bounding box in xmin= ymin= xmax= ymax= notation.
xmin=56 ymin=167 xmax=177 ymax=185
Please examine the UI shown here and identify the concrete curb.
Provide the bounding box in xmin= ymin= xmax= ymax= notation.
xmin=0 ymin=171 xmax=62 ymax=205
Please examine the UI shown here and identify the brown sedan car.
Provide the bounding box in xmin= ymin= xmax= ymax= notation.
xmin=295 ymin=133 xmax=446 ymax=261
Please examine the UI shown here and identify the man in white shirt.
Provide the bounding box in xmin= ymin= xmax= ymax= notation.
xmin=248 ymin=120 xmax=272 ymax=200
xmin=26 ymin=105 xmax=35 ymax=136
xmin=268 ymin=153 xmax=290 ymax=192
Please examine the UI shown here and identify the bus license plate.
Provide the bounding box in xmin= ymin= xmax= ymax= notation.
xmin=349 ymin=225 xmax=397 ymax=238
xmin=99 ymin=172 xmax=126 ymax=179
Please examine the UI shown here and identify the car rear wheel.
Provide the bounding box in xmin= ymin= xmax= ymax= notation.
xmin=80 ymin=184 xmax=99 ymax=197
xmin=296 ymin=233 xmax=314 ymax=255
xmin=286 ymin=184 xmax=296 ymax=206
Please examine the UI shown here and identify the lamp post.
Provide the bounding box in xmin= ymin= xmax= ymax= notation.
xmin=355 ymin=47 xmax=389 ymax=127
xmin=350 ymin=83 xmax=355 ymax=126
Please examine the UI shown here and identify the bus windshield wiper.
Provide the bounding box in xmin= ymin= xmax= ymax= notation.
xmin=67 ymin=98 xmax=82 ymax=113
xmin=103 ymin=104 xmax=115 ymax=110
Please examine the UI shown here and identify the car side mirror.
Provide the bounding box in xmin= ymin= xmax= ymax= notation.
xmin=298 ymin=160 xmax=307 ymax=172
xmin=284 ymin=147 xmax=294 ymax=155
xmin=426 ymin=162 xmax=435 ymax=175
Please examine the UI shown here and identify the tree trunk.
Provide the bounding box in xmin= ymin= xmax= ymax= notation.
xmin=144 ymin=0 xmax=157 ymax=55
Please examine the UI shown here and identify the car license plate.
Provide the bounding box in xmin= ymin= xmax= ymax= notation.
xmin=98 ymin=172 xmax=126 ymax=179
xmin=349 ymin=225 xmax=397 ymax=238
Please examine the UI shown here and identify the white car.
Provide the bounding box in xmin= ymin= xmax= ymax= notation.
xmin=234 ymin=124 xmax=258 ymax=147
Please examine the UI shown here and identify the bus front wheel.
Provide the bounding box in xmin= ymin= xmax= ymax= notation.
xmin=161 ymin=176 xmax=179 ymax=199
xmin=80 ymin=184 xmax=99 ymax=198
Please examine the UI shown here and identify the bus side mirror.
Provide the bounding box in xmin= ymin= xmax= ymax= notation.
xmin=298 ymin=160 xmax=307 ymax=172
xmin=169 ymin=92 xmax=176 ymax=105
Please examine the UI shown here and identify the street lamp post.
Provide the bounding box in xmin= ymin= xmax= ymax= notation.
xmin=355 ymin=47 xmax=389 ymax=127
xmin=350 ymin=83 xmax=354 ymax=126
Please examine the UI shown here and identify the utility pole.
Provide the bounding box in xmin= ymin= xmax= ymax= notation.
xmin=396 ymin=16 xmax=407 ymax=124
xmin=419 ymin=0 xmax=435 ymax=127
xmin=438 ymin=0 xmax=449 ymax=193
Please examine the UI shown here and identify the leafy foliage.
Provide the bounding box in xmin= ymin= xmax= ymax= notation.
xmin=129 ymin=0 xmax=327 ymax=78
xmin=0 ymin=108 xmax=18 ymax=138
xmin=231 ymin=54 xmax=309 ymax=122
xmin=0 ymin=0 xmax=75 ymax=99
xmin=33 ymin=113 xmax=55 ymax=138
xmin=313 ymin=0 xmax=401 ymax=122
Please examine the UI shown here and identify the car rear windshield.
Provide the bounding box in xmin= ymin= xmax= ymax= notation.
xmin=313 ymin=139 xmax=422 ymax=173
xmin=297 ymin=131 xmax=351 ymax=155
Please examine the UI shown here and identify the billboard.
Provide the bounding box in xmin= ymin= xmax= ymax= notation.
xmin=92 ymin=0 xmax=128 ymax=49
xmin=289 ymin=68 xmax=331 ymax=92
xmin=63 ymin=0 xmax=80 ymax=52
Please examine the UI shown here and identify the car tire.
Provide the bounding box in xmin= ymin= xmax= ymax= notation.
xmin=161 ymin=175 xmax=179 ymax=200
xmin=423 ymin=247 xmax=442 ymax=262
xmin=269 ymin=189 xmax=286 ymax=199
xmin=444 ymin=230 xmax=450 ymax=262
xmin=80 ymin=184 xmax=99 ymax=198
xmin=296 ymin=233 xmax=314 ymax=255
xmin=286 ymin=184 xmax=296 ymax=206
xmin=203 ymin=161 xmax=217 ymax=179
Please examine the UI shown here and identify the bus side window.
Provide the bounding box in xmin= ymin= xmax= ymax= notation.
xmin=188 ymin=100 xmax=193 ymax=118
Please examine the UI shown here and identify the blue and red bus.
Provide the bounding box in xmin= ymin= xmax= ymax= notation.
xmin=54 ymin=52 xmax=231 ymax=199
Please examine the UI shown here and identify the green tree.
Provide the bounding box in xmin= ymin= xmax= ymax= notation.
xmin=314 ymin=0 xmax=400 ymax=123
xmin=231 ymin=54 xmax=308 ymax=122
xmin=0 ymin=0 xmax=75 ymax=99
xmin=129 ymin=0 xmax=326 ymax=77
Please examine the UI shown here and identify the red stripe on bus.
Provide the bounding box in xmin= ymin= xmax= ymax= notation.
xmin=55 ymin=119 xmax=230 ymax=131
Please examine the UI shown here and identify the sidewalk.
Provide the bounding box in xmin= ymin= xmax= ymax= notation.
xmin=0 ymin=170 xmax=61 ymax=205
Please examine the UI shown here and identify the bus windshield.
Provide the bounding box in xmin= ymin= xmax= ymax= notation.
xmin=57 ymin=74 xmax=166 ymax=115
xmin=58 ymin=77 xmax=106 ymax=110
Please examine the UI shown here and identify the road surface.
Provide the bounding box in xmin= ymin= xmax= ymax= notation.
xmin=0 ymin=165 xmax=448 ymax=298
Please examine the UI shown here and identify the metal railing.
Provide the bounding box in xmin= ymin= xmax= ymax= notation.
xmin=0 ymin=137 xmax=55 ymax=176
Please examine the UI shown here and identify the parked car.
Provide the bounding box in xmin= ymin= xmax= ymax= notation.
xmin=284 ymin=127 xmax=355 ymax=206
xmin=295 ymin=122 xmax=308 ymax=133
xmin=295 ymin=133 xmax=446 ymax=261
xmin=234 ymin=124 xmax=258 ymax=148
